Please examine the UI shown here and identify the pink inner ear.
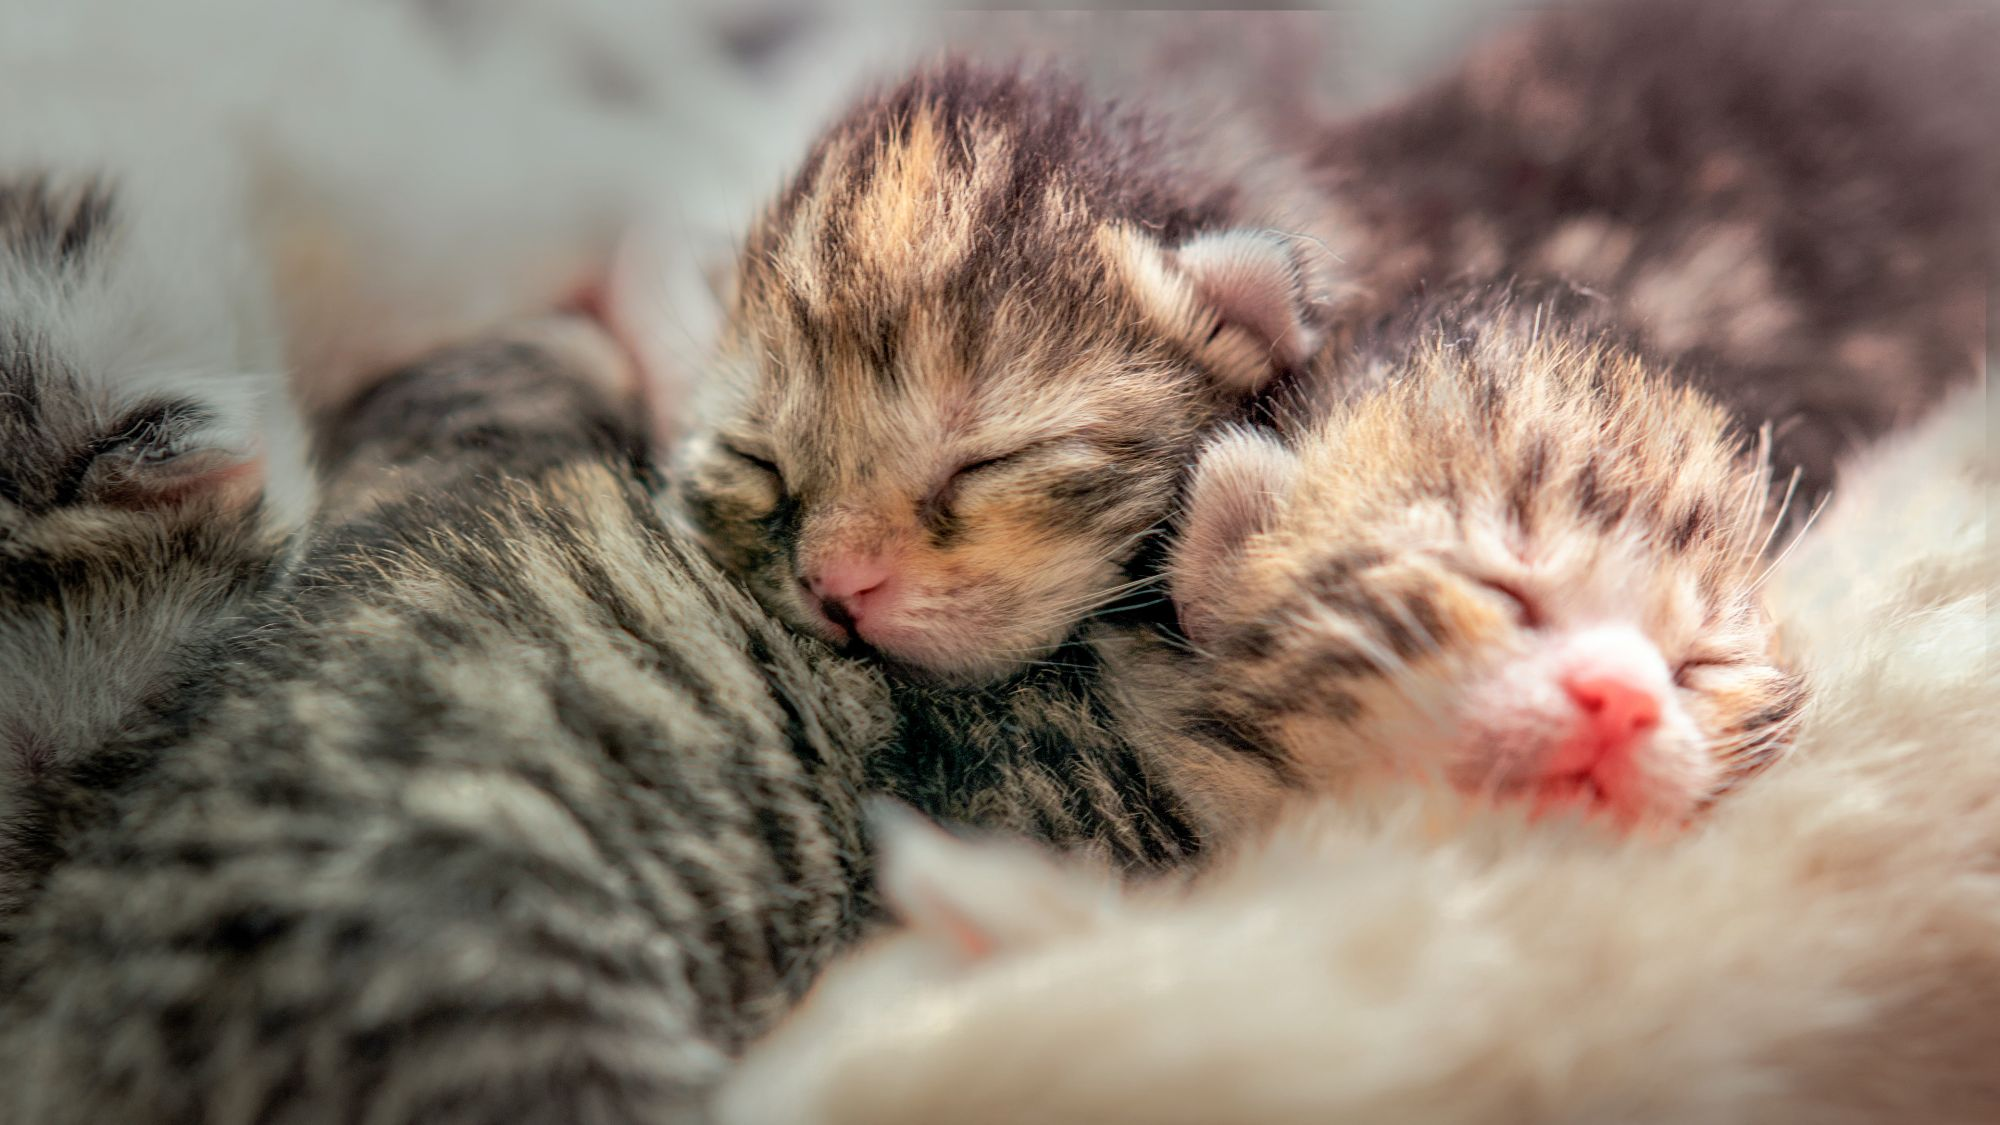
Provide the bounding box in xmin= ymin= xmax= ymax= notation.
xmin=1176 ymin=233 xmax=1318 ymax=369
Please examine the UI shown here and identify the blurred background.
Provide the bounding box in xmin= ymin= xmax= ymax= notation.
xmin=0 ymin=1 xmax=1530 ymax=400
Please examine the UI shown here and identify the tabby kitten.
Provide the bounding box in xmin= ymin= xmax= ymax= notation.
xmin=0 ymin=170 xmax=310 ymax=914
xmin=1157 ymin=285 xmax=1807 ymax=833
xmin=1308 ymin=0 xmax=1997 ymax=502
xmin=0 ymin=317 xmax=896 ymax=1123
xmin=674 ymin=59 xmax=1344 ymax=685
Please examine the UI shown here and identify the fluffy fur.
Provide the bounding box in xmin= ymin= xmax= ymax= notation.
xmin=0 ymin=165 xmax=309 ymax=911
xmin=1306 ymin=0 xmax=1997 ymax=503
xmin=718 ymin=380 xmax=1999 ymax=1124
xmin=674 ymin=59 xmax=1344 ymax=684
xmin=0 ymin=319 xmax=896 ymax=1121
xmin=1155 ymin=286 xmax=1805 ymax=833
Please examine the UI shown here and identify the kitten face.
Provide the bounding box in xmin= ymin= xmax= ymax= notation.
xmin=676 ymin=63 xmax=1329 ymax=684
xmin=1174 ymin=311 xmax=1805 ymax=828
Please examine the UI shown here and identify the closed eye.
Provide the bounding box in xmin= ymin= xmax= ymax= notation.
xmin=1673 ymin=655 xmax=1739 ymax=688
xmin=95 ymin=400 xmax=210 ymax=465
xmin=1473 ymin=576 xmax=1542 ymax=627
xmin=722 ymin=443 xmax=783 ymax=481
xmin=950 ymin=448 xmax=1032 ymax=482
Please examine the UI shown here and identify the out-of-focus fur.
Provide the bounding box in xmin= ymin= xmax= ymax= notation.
xmin=719 ymin=381 xmax=1998 ymax=1125
xmin=1308 ymin=0 xmax=1997 ymax=503
xmin=0 ymin=163 xmax=308 ymax=908
xmin=0 ymin=319 xmax=899 ymax=1122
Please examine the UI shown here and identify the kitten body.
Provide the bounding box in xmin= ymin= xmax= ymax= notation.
xmin=0 ymin=164 xmax=311 ymax=914
xmin=719 ymin=386 xmax=2000 ymax=1125
xmin=0 ymin=320 xmax=896 ymax=1121
xmin=1308 ymin=0 xmax=1997 ymax=501
xmin=0 ymin=316 xmax=1211 ymax=1121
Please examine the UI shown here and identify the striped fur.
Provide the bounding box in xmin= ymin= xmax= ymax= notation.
xmin=0 ymin=315 xmax=1216 ymax=1122
xmin=0 ymin=321 xmax=894 ymax=1122
xmin=1159 ymin=285 xmax=1806 ymax=834
xmin=0 ymin=170 xmax=308 ymax=915
xmin=675 ymin=59 xmax=1343 ymax=684
xmin=1306 ymin=0 xmax=1996 ymax=504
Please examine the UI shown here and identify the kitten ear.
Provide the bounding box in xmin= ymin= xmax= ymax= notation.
xmin=599 ymin=219 xmax=733 ymax=451
xmin=1110 ymin=225 xmax=1334 ymax=393
xmin=1172 ymin=425 xmax=1302 ymax=643
xmin=866 ymin=799 xmax=1109 ymax=963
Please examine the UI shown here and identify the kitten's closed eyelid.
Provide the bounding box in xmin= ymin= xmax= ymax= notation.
xmin=1472 ymin=574 xmax=1542 ymax=627
xmin=1672 ymin=654 xmax=1740 ymax=687
xmin=96 ymin=400 xmax=210 ymax=461
xmin=721 ymin=442 xmax=783 ymax=479
xmin=950 ymin=444 xmax=1045 ymax=481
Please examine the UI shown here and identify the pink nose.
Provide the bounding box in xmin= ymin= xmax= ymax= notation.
xmin=805 ymin=557 xmax=895 ymax=627
xmin=1551 ymin=672 xmax=1663 ymax=770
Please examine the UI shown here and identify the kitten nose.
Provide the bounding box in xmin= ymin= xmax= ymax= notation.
xmin=805 ymin=557 xmax=894 ymax=628
xmin=1553 ymin=672 xmax=1663 ymax=767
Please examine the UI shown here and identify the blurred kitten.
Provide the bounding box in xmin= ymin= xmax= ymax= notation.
xmin=1308 ymin=0 xmax=1997 ymax=503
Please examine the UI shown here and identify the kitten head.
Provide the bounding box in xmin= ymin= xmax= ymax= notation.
xmin=1171 ymin=299 xmax=1806 ymax=829
xmin=0 ymin=172 xmax=306 ymax=766
xmin=675 ymin=61 xmax=1334 ymax=683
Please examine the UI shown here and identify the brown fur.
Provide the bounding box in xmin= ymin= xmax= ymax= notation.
xmin=1160 ymin=287 xmax=1804 ymax=833
xmin=675 ymin=59 xmax=1341 ymax=684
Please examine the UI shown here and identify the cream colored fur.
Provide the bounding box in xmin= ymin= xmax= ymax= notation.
xmin=720 ymin=381 xmax=1998 ymax=1124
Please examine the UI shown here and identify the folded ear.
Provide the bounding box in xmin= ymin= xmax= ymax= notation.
xmin=1171 ymin=425 xmax=1302 ymax=643
xmin=599 ymin=219 xmax=734 ymax=452
xmin=1107 ymin=225 xmax=1335 ymax=394
xmin=866 ymin=799 xmax=1111 ymax=964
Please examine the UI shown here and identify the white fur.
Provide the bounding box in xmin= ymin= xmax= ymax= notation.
xmin=720 ymin=383 xmax=1999 ymax=1124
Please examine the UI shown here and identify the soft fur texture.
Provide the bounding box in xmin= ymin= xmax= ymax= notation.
xmin=673 ymin=59 xmax=1344 ymax=684
xmin=1304 ymin=0 xmax=1997 ymax=504
xmin=1156 ymin=286 xmax=1805 ymax=834
xmin=719 ymin=381 xmax=1998 ymax=1124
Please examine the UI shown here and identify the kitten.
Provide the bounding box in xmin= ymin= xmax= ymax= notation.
xmin=0 ymin=168 xmax=311 ymax=915
xmin=0 ymin=317 xmax=897 ymax=1121
xmin=673 ymin=58 xmax=1344 ymax=685
xmin=0 ymin=307 xmax=1224 ymax=1120
xmin=1307 ymin=0 xmax=1997 ymax=503
xmin=717 ymin=390 xmax=1999 ymax=1125
xmin=1155 ymin=285 xmax=1807 ymax=834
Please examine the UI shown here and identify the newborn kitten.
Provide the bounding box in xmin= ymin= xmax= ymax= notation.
xmin=0 ymin=169 xmax=309 ymax=912
xmin=0 ymin=318 xmax=897 ymax=1122
xmin=675 ymin=58 xmax=1342 ymax=684
xmin=717 ymin=392 xmax=1999 ymax=1125
xmin=0 ymin=312 xmax=1217 ymax=1121
xmin=1158 ymin=286 xmax=1805 ymax=832
xmin=1308 ymin=0 xmax=1997 ymax=503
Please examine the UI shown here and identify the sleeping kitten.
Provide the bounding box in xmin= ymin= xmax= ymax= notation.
xmin=0 ymin=168 xmax=311 ymax=914
xmin=0 ymin=316 xmax=900 ymax=1121
xmin=673 ymin=58 xmax=1344 ymax=684
xmin=717 ymin=387 xmax=1999 ymax=1125
xmin=0 ymin=310 xmax=1219 ymax=1121
xmin=1307 ymin=0 xmax=1997 ymax=503
xmin=1155 ymin=285 xmax=1806 ymax=833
